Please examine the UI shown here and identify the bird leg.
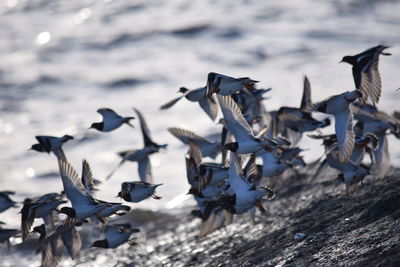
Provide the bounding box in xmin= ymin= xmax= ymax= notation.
xmin=128 ymin=240 xmax=137 ymax=246
xmin=95 ymin=213 xmax=106 ymax=224
xmin=255 ymin=200 xmax=266 ymax=213
xmin=151 ymin=194 xmax=162 ymax=200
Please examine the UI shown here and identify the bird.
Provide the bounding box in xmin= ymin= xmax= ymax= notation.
xmin=217 ymin=95 xmax=281 ymax=154
xmin=352 ymin=104 xmax=400 ymax=179
xmin=91 ymin=224 xmax=139 ymax=249
xmin=219 ymin=152 xmax=274 ymax=215
xmin=340 ymin=45 xmax=391 ymax=105
xmin=20 ymin=193 xmax=66 ymax=241
xmin=274 ymin=76 xmax=331 ymax=145
xmin=160 ymin=86 xmax=218 ymax=121
xmin=309 ymin=90 xmax=363 ymax=162
xmin=168 ymin=127 xmax=221 ymax=159
xmin=37 ymin=222 xmax=83 ymax=267
xmin=57 ymin=159 xmax=110 ymax=224
xmin=258 ymin=150 xmax=294 ymax=178
xmin=187 ymin=140 xmax=228 ymax=190
xmin=30 ymin=135 xmax=73 ymax=160
xmin=80 ymin=159 xmax=131 ymax=219
xmin=0 ymin=191 xmax=17 ymax=213
xmin=117 ymin=182 xmax=162 ymax=203
xmin=0 ymin=224 xmax=19 ymax=249
xmin=106 ymin=108 xmax=167 ymax=182
xmin=310 ymin=132 xmax=377 ymax=184
xmin=206 ymin=72 xmax=258 ymax=96
xmin=89 ymin=108 xmax=135 ymax=132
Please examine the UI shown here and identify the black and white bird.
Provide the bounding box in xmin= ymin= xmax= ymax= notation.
xmin=352 ymin=104 xmax=400 ymax=179
xmin=219 ymin=152 xmax=274 ymax=215
xmin=30 ymin=135 xmax=73 ymax=160
xmin=117 ymin=182 xmax=162 ymax=203
xmin=217 ymin=95 xmax=281 ymax=154
xmin=81 ymin=160 xmax=130 ymax=218
xmin=207 ymin=72 xmax=258 ymax=96
xmin=38 ymin=222 xmax=82 ymax=267
xmin=309 ymin=90 xmax=363 ymax=162
xmin=106 ymin=108 xmax=167 ymax=182
xmin=275 ymin=76 xmax=331 ymax=145
xmin=57 ymin=159 xmax=110 ymax=224
xmin=20 ymin=193 xmax=66 ymax=241
xmin=91 ymin=224 xmax=139 ymax=249
xmin=189 ymin=140 xmax=228 ymax=186
xmin=310 ymin=132 xmax=376 ymax=188
xmin=340 ymin=45 xmax=391 ymax=105
xmin=89 ymin=108 xmax=135 ymax=132
xmin=161 ymin=86 xmax=218 ymax=121
xmin=0 ymin=191 xmax=17 ymax=213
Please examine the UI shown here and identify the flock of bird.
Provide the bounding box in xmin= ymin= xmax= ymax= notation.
xmin=1 ymin=45 xmax=399 ymax=266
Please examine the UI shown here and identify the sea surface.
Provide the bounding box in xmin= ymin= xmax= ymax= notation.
xmin=1 ymin=0 xmax=400 ymax=264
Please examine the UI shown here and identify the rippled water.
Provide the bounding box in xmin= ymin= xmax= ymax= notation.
xmin=0 ymin=1 xmax=400 ymax=262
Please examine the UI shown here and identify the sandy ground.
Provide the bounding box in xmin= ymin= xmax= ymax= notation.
xmin=73 ymin=168 xmax=400 ymax=267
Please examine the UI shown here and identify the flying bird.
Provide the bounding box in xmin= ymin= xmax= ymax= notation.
xmin=89 ymin=108 xmax=135 ymax=132
xmin=340 ymin=45 xmax=391 ymax=105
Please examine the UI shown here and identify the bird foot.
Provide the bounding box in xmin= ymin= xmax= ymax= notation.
xmin=152 ymin=194 xmax=162 ymax=200
xmin=255 ymin=200 xmax=266 ymax=213
xmin=128 ymin=240 xmax=137 ymax=246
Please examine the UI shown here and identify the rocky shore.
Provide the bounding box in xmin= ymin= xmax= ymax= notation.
xmin=75 ymin=168 xmax=400 ymax=267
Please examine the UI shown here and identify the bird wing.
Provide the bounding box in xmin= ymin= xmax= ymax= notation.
xmin=228 ymin=152 xmax=249 ymax=190
xmin=160 ymin=95 xmax=184 ymax=110
xmin=198 ymin=95 xmax=218 ymax=121
xmin=217 ymin=95 xmax=254 ymax=142
xmin=188 ymin=140 xmax=203 ymax=166
xmin=61 ymin=225 xmax=82 ymax=259
xmin=334 ymin=110 xmax=355 ymax=163
xmin=300 ymin=75 xmax=312 ymax=112
xmin=185 ymin=157 xmax=199 ymax=187
xmin=134 ymin=108 xmax=155 ymax=147
xmin=168 ymin=127 xmax=212 ymax=146
xmin=58 ymin=159 xmax=91 ymax=207
xmin=21 ymin=203 xmax=36 ymax=241
xmin=81 ymin=159 xmax=95 ymax=196
xmin=138 ymin=157 xmax=153 ymax=184
xmin=97 ymin=108 xmax=120 ymax=120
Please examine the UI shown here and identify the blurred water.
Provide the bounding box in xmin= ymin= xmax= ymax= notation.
xmin=1 ymin=0 xmax=400 ymax=236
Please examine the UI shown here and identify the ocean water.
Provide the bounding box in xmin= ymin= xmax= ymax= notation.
xmin=1 ymin=0 xmax=400 ymax=264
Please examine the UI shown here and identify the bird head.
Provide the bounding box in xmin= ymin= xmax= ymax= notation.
xmin=91 ymin=239 xmax=109 ymax=248
xmin=89 ymin=122 xmax=102 ymax=130
xmin=340 ymin=56 xmax=355 ymax=65
xmin=58 ymin=207 xmax=76 ymax=217
xmin=178 ymin=87 xmax=189 ymax=94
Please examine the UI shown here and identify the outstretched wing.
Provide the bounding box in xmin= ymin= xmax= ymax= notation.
xmin=334 ymin=109 xmax=355 ymax=163
xmin=134 ymin=108 xmax=155 ymax=147
xmin=300 ymin=75 xmax=312 ymax=112
xmin=138 ymin=157 xmax=153 ymax=184
xmin=168 ymin=127 xmax=212 ymax=147
xmin=58 ymin=159 xmax=91 ymax=207
xmin=81 ymin=159 xmax=95 ymax=196
xmin=160 ymin=95 xmax=184 ymax=110
xmin=198 ymin=95 xmax=218 ymax=121
xmin=217 ymin=95 xmax=254 ymax=142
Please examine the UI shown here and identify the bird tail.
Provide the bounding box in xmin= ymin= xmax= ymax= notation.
xmin=124 ymin=117 xmax=135 ymax=128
